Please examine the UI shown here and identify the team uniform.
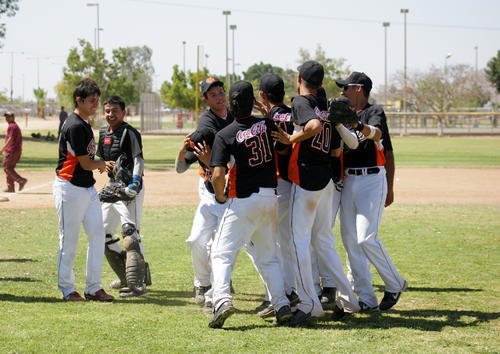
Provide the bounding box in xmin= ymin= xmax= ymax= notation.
xmin=270 ymin=105 xmax=296 ymax=297
xmin=340 ymin=103 xmax=407 ymax=309
xmin=288 ymin=94 xmax=360 ymax=318
xmin=210 ymin=117 xmax=290 ymax=316
xmin=179 ymin=109 xmax=233 ymax=303
xmin=54 ymin=112 xmax=105 ymax=298
xmin=97 ymin=121 xmax=148 ymax=294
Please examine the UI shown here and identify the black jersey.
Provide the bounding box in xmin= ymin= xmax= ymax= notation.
xmin=186 ymin=108 xmax=233 ymax=194
xmin=56 ymin=112 xmax=96 ymax=187
xmin=270 ymin=104 xmax=293 ymax=182
xmin=97 ymin=122 xmax=143 ymax=178
xmin=344 ymin=104 xmax=393 ymax=168
xmin=288 ymin=94 xmax=333 ymax=191
xmin=211 ymin=117 xmax=278 ymax=198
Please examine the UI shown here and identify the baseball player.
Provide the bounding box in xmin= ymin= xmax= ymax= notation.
xmin=175 ymin=77 xmax=234 ymax=308
xmin=251 ymin=73 xmax=299 ymax=318
xmin=208 ymin=81 xmax=292 ymax=328
xmin=316 ymin=94 xmax=360 ymax=310
xmin=272 ymin=61 xmax=360 ymax=325
xmin=337 ymin=71 xmax=407 ymax=311
xmin=97 ymin=95 xmax=150 ymax=298
xmin=53 ymin=78 xmax=114 ymax=302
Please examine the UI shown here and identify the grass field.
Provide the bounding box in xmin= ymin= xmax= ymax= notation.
xmin=0 ymin=205 xmax=498 ymax=353
xmin=18 ymin=135 xmax=500 ymax=171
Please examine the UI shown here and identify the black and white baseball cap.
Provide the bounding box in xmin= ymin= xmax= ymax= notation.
xmin=201 ymin=77 xmax=224 ymax=96
xmin=297 ymin=60 xmax=324 ymax=87
xmin=336 ymin=72 xmax=373 ymax=93
xmin=3 ymin=111 xmax=14 ymax=117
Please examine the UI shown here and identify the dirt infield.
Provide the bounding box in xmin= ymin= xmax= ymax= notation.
xmin=1 ymin=167 xmax=499 ymax=209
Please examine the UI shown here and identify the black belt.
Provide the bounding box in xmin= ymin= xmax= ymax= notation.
xmin=347 ymin=167 xmax=380 ymax=176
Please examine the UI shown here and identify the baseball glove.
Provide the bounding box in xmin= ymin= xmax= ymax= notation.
xmin=328 ymin=97 xmax=358 ymax=125
xmin=99 ymin=183 xmax=135 ymax=203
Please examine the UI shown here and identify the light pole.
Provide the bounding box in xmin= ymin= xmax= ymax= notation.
xmin=204 ymin=53 xmax=209 ymax=69
xmin=230 ymin=24 xmax=237 ymax=86
xmin=1 ymin=51 xmax=24 ymax=102
xmin=383 ymin=22 xmax=390 ymax=108
xmin=444 ymin=53 xmax=452 ymax=75
xmin=400 ymin=8 xmax=409 ymax=114
xmin=474 ymin=46 xmax=478 ymax=74
xmin=87 ymin=3 xmax=100 ymax=49
xmin=182 ymin=41 xmax=186 ymax=73
xmin=222 ymin=10 xmax=231 ymax=86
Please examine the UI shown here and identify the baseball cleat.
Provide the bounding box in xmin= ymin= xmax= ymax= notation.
xmin=257 ymin=303 xmax=275 ymax=318
xmin=287 ymin=290 xmax=300 ymax=307
xmin=84 ymin=289 xmax=114 ymax=302
xmin=255 ymin=300 xmax=271 ymax=312
xmin=109 ymin=279 xmax=126 ymax=289
xmin=320 ymin=287 xmax=336 ymax=310
xmin=273 ymin=305 xmax=293 ymax=326
xmin=18 ymin=178 xmax=28 ymax=192
xmin=203 ymin=300 xmax=214 ymax=313
xmin=208 ymin=301 xmax=235 ymax=329
xmin=289 ymin=309 xmax=312 ymax=327
xmin=358 ymin=301 xmax=379 ymax=312
xmin=194 ymin=285 xmax=211 ymax=306
xmin=330 ymin=305 xmax=352 ymax=321
xmin=379 ymin=280 xmax=408 ymax=311
xmin=63 ymin=291 xmax=85 ymax=302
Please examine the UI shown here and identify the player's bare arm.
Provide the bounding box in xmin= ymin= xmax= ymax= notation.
xmin=384 ymin=150 xmax=395 ymax=207
xmin=272 ymin=118 xmax=322 ymax=144
xmin=212 ymin=166 xmax=227 ymax=203
xmin=77 ymin=154 xmax=106 ymax=173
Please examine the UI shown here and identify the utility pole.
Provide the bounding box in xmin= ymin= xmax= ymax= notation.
xmin=222 ymin=10 xmax=231 ymax=87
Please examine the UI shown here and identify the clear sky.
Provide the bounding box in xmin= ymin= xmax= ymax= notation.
xmin=0 ymin=0 xmax=499 ymax=101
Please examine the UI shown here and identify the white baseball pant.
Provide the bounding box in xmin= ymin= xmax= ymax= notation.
xmin=53 ymin=177 xmax=105 ymax=298
xmin=102 ymin=185 xmax=145 ymax=253
xmin=211 ymin=188 xmax=289 ymax=312
xmin=186 ymin=177 xmax=226 ymax=288
xmin=290 ymin=181 xmax=360 ymax=317
xmin=340 ymin=167 xmax=406 ymax=308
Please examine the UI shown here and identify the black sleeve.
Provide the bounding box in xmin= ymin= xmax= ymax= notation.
xmin=68 ymin=124 xmax=89 ymax=156
xmin=368 ymin=106 xmax=393 ymax=152
xmin=331 ymin=127 xmax=341 ymax=150
xmin=210 ymin=133 xmax=230 ymax=168
xmin=184 ymin=151 xmax=198 ymax=164
xmin=291 ymin=96 xmax=318 ymax=126
xmin=127 ymin=129 xmax=143 ymax=158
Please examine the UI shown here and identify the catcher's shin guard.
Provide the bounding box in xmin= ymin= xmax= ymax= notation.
xmin=104 ymin=235 xmax=127 ymax=287
xmin=122 ymin=223 xmax=146 ymax=294
xmin=144 ymin=262 xmax=152 ymax=286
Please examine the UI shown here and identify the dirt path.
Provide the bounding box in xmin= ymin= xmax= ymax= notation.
xmin=1 ymin=167 xmax=499 ymax=209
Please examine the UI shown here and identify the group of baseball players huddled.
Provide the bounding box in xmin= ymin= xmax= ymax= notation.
xmin=54 ymin=59 xmax=407 ymax=328
xmin=175 ymin=60 xmax=407 ymax=328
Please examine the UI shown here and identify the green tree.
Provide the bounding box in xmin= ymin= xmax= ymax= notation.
xmin=0 ymin=89 xmax=8 ymax=103
xmin=485 ymin=50 xmax=500 ymax=93
xmin=33 ymin=88 xmax=47 ymax=118
xmin=0 ymin=0 xmax=19 ymax=47
xmin=297 ymin=44 xmax=349 ymax=98
xmin=159 ymin=65 xmax=211 ymax=111
xmin=56 ymin=40 xmax=155 ymax=108
xmin=56 ymin=39 xmax=109 ymax=107
xmin=108 ymin=46 xmax=154 ymax=105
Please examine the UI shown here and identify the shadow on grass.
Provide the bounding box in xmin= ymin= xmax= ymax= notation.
xmin=317 ymin=309 xmax=500 ymax=332
xmin=0 ymin=258 xmax=36 ymax=263
xmin=0 ymin=293 xmax=61 ymax=303
xmin=112 ymin=289 xmax=193 ymax=307
xmin=0 ymin=277 xmax=40 ymax=282
xmin=374 ymin=285 xmax=483 ymax=293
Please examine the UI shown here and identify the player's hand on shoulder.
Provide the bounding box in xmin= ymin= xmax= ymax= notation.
xmin=253 ymin=99 xmax=270 ymax=118
xmin=193 ymin=141 xmax=211 ymax=166
xmin=271 ymin=127 xmax=292 ymax=145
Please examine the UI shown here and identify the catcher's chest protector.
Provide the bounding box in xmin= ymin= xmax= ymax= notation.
xmin=99 ymin=125 xmax=129 ymax=162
